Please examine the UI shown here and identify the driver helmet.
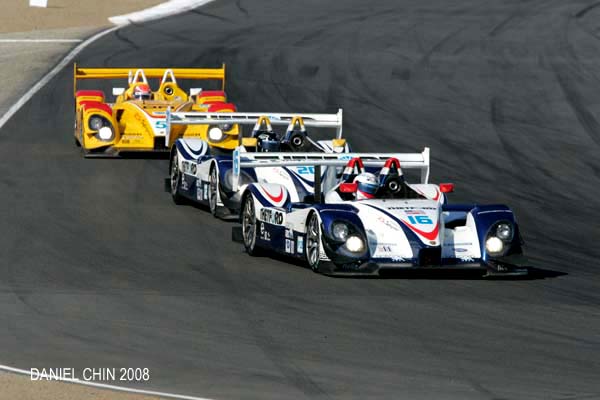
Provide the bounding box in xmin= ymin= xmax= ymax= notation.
xmin=133 ymin=83 xmax=152 ymax=100
xmin=353 ymin=172 xmax=378 ymax=200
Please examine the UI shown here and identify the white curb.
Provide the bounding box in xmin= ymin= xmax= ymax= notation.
xmin=109 ymin=0 xmax=216 ymax=26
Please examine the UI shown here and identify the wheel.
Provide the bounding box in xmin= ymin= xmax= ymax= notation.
xmin=305 ymin=212 xmax=322 ymax=272
xmin=74 ymin=112 xmax=83 ymax=147
xmin=209 ymin=166 xmax=219 ymax=217
xmin=170 ymin=152 xmax=185 ymax=205
xmin=241 ymin=194 xmax=260 ymax=255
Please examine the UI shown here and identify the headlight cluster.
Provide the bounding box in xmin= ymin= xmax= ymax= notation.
xmin=208 ymin=126 xmax=225 ymax=142
xmin=221 ymin=123 xmax=234 ymax=132
xmin=331 ymin=222 xmax=349 ymax=241
xmin=345 ymin=235 xmax=365 ymax=253
xmin=330 ymin=221 xmax=365 ymax=253
xmin=485 ymin=221 xmax=514 ymax=257
xmin=89 ymin=116 xmax=103 ymax=131
xmin=88 ymin=115 xmax=114 ymax=142
xmin=496 ymin=223 xmax=513 ymax=241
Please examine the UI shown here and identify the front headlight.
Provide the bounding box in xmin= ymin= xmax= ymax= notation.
xmin=331 ymin=222 xmax=349 ymax=241
xmin=98 ymin=126 xmax=114 ymax=141
xmin=496 ymin=223 xmax=513 ymax=241
xmin=208 ymin=126 xmax=224 ymax=142
xmin=345 ymin=235 xmax=365 ymax=253
xmin=89 ymin=116 xmax=103 ymax=131
xmin=485 ymin=237 xmax=504 ymax=256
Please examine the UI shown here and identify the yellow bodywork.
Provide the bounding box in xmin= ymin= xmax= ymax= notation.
xmin=73 ymin=64 xmax=240 ymax=156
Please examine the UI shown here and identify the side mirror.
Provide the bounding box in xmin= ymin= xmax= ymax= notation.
xmin=112 ymin=87 xmax=125 ymax=96
xmin=339 ymin=182 xmax=358 ymax=193
xmin=439 ymin=183 xmax=454 ymax=193
xmin=288 ymin=132 xmax=305 ymax=148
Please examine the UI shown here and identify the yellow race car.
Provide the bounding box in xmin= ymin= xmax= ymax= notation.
xmin=73 ymin=64 xmax=240 ymax=157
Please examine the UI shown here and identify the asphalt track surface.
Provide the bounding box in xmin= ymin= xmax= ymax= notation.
xmin=1 ymin=1 xmax=600 ymax=399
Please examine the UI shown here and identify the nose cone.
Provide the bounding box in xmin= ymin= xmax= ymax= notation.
xmin=386 ymin=201 xmax=440 ymax=246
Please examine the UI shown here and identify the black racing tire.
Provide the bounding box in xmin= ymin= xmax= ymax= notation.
xmin=74 ymin=117 xmax=81 ymax=147
xmin=305 ymin=212 xmax=322 ymax=272
xmin=241 ymin=193 xmax=261 ymax=256
xmin=170 ymin=151 xmax=185 ymax=205
xmin=209 ymin=165 xmax=219 ymax=217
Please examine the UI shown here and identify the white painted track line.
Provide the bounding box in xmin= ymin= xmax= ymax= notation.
xmin=109 ymin=0 xmax=215 ymax=25
xmin=0 ymin=1 xmax=219 ymax=399
xmin=0 ymin=364 xmax=216 ymax=400
xmin=0 ymin=0 xmax=217 ymax=131
xmin=0 ymin=25 xmax=119 ymax=131
xmin=0 ymin=39 xmax=82 ymax=43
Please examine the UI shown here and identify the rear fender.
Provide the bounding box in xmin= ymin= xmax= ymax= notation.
xmin=409 ymin=183 xmax=443 ymax=203
xmin=316 ymin=139 xmax=352 ymax=153
xmin=196 ymin=90 xmax=227 ymax=104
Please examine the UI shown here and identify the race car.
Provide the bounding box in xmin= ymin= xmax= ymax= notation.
xmin=73 ymin=63 xmax=239 ymax=156
xmin=233 ymin=150 xmax=528 ymax=277
xmin=167 ymin=109 xmax=348 ymax=218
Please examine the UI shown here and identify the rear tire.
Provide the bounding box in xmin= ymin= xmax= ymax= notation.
xmin=170 ymin=152 xmax=185 ymax=205
xmin=241 ymin=194 xmax=260 ymax=256
xmin=305 ymin=212 xmax=322 ymax=272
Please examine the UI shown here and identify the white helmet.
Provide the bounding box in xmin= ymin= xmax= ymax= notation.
xmin=353 ymin=172 xmax=378 ymax=200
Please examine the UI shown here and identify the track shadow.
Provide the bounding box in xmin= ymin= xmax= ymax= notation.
xmin=522 ymin=267 xmax=568 ymax=280
xmin=229 ymin=230 xmax=568 ymax=280
xmin=82 ymin=150 xmax=170 ymax=159
xmin=378 ymin=269 xmax=486 ymax=280
xmin=111 ymin=152 xmax=170 ymax=160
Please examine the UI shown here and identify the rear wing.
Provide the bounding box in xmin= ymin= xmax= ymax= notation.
xmin=232 ymin=146 xmax=431 ymax=198
xmin=166 ymin=109 xmax=343 ymax=146
xmin=73 ymin=63 xmax=226 ymax=97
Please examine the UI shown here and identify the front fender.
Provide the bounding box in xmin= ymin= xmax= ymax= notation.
xmin=245 ymin=183 xmax=291 ymax=209
xmin=470 ymin=205 xmax=524 ymax=264
xmin=81 ymin=102 xmax=117 ymax=149
xmin=317 ymin=208 xmax=370 ymax=264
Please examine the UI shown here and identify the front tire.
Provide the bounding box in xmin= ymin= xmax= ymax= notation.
xmin=170 ymin=152 xmax=185 ymax=205
xmin=241 ymin=194 xmax=260 ymax=255
xmin=209 ymin=166 xmax=219 ymax=217
xmin=305 ymin=212 xmax=322 ymax=272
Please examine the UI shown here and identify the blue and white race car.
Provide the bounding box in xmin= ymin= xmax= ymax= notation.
xmin=233 ymin=149 xmax=528 ymax=276
xmin=166 ymin=110 xmax=348 ymax=217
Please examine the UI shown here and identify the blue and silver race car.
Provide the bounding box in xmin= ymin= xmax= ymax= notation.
xmin=233 ymin=149 xmax=528 ymax=276
xmin=166 ymin=110 xmax=348 ymax=218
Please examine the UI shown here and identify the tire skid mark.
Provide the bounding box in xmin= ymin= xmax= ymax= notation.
xmin=235 ymin=0 xmax=249 ymax=17
xmin=490 ymin=97 xmax=545 ymax=187
xmin=193 ymin=260 xmax=330 ymax=399
xmin=553 ymin=67 xmax=600 ymax=148
xmin=575 ymin=1 xmax=600 ymax=18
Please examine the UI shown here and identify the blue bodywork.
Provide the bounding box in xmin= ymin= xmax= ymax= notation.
xmin=244 ymin=190 xmax=527 ymax=276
